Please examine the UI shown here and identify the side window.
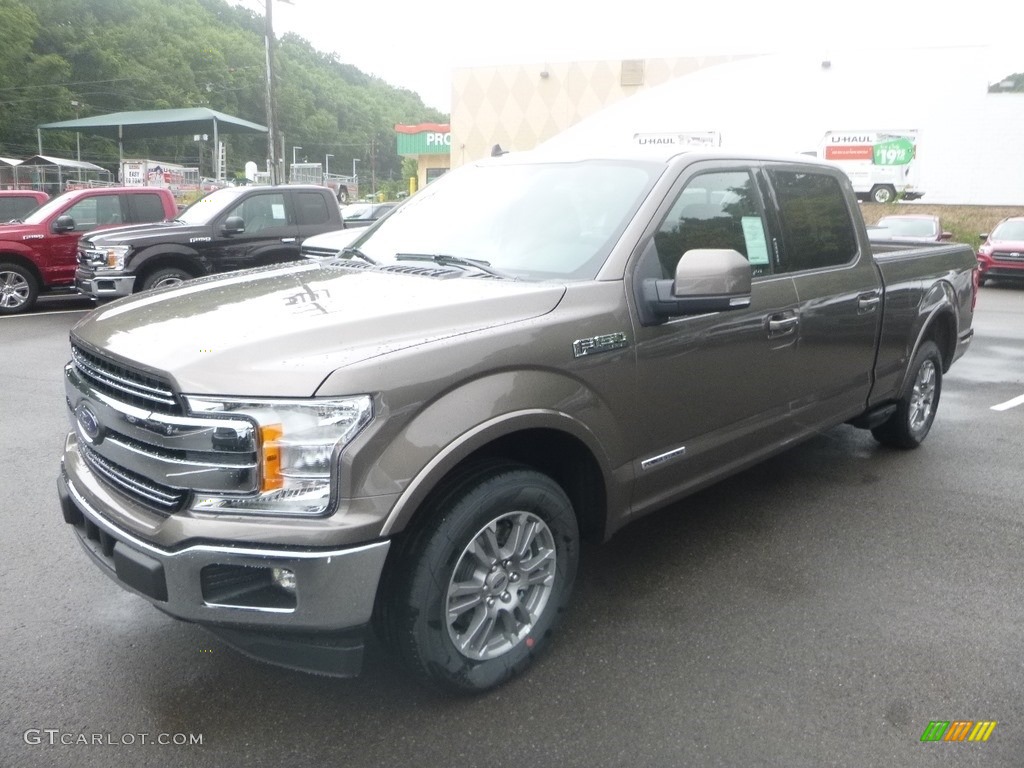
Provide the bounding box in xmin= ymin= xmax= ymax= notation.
xmin=651 ymin=170 xmax=771 ymax=279
xmin=294 ymin=191 xmax=330 ymax=225
xmin=63 ymin=198 xmax=98 ymax=231
xmin=227 ymin=193 xmax=289 ymax=233
xmin=130 ymin=193 xmax=169 ymax=223
xmin=767 ymin=170 xmax=858 ymax=272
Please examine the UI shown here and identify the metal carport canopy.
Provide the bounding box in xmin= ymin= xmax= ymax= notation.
xmin=36 ymin=107 xmax=268 ymax=178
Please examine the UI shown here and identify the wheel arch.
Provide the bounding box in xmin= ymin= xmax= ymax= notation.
xmin=380 ymin=414 xmax=611 ymax=545
xmin=913 ymin=280 xmax=959 ymax=375
xmin=0 ymin=251 xmax=43 ymax=285
xmin=130 ymin=247 xmax=205 ymax=288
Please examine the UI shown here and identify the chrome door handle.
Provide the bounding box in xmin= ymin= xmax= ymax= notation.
xmin=858 ymin=293 xmax=881 ymax=313
xmin=767 ymin=313 xmax=799 ymax=337
xmin=281 ymin=237 xmax=296 ymax=243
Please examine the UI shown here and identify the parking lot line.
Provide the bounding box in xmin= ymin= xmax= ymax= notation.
xmin=991 ymin=394 xmax=1024 ymax=412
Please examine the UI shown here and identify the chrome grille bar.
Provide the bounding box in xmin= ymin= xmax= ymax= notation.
xmin=81 ymin=444 xmax=183 ymax=511
xmin=71 ymin=344 xmax=178 ymax=410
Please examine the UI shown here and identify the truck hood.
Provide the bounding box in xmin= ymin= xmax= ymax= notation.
xmin=71 ymin=261 xmax=567 ymax=396
xmin=82 ymin=220 xmax=202 ymax=248
xmin=0 ymin=222 xmax=45 ymax=240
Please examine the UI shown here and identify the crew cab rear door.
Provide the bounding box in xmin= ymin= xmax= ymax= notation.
xmin=629 ymin=162 xmax=801 ymax=509
xmin=761 ymin=164 xmax=883 ymax=430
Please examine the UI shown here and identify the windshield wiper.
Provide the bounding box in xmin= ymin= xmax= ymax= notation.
xmin=394 ymin=253 xmax=513 ymax=279
xmin=339 ymin=246 xmax=377 ymax=265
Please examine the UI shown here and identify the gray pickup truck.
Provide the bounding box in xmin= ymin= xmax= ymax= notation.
xmin=58 ymin=148 xmax=977 ymax=693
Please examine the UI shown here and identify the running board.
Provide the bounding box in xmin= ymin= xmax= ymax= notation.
xmin=847 ymin=404 xmax=897 ymax=430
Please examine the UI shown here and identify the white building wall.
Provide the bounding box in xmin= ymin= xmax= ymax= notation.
xmin=539 ymin=47 xmax=1024 ymax=205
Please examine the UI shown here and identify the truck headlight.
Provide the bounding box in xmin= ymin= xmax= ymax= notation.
xmin=101 ymin=245 xmax=132 ymax=270
xmin=185 ymin=395 xmax=373 ymax=516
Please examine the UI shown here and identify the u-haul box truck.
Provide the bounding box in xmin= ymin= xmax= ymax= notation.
xmin=818 ymin=130 xmax=923 ymax=203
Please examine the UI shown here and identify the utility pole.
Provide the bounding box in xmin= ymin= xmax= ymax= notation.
xmin=263 ymin=0 xmax=277 ymax=184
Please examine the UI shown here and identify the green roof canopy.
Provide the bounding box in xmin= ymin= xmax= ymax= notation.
xmin=37 ymin=108 xmax=267 ymax=179
xmin=38 ymin=107 xmax=267 ymax=140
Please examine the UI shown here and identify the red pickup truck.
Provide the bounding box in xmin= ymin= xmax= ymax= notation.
xmin=0 ymin=186 xmax=176 ymax=314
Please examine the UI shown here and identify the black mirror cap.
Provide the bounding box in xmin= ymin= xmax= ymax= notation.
xmin=53 ymin=214 xmax=76 ymax=233
xmin=222 ymin=215 xmax=245 ymax=234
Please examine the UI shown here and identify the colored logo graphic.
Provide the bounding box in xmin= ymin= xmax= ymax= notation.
xmin=920 ymin=720 xmax=997 ymax=742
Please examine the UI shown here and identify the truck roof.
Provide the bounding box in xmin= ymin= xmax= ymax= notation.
xmin=496 ymin=144 xmax=838 ymax=170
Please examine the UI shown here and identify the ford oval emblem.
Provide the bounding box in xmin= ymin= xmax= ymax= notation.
xmin=76 ymin=404 xmax=103 ymax=444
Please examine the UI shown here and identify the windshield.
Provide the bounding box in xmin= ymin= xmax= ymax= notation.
xmin=175 ymin=186 xmax=251 ymax=225
xmin=22 ymin=194 xmax=78 ymax=225
xmin=992 ymin=220 xmax=1024 ymax=241
xmin=351 ymin=158 xmax=658 ymax=281
xmin=877 ymin=217 xmax=937 ymax=238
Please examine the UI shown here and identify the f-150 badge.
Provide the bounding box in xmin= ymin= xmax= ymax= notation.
xmin=573 ymin=332 xmax=629 ymax=358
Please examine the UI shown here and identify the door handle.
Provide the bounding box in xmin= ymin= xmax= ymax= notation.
xmin=281 ymin=237 xmax=297 ymax=243
xmin=857 ymin=292 xmax=881 ymax=313
xmin=767 ymin=312 xmax=799 ymax=338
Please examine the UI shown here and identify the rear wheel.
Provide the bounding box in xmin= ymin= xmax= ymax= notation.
xmin=140 ymin=267 xmax=193 ymax=292
xmin=871 ymin=185 xmax=898 ymax=204
xmin=379 ymin=462 xmax=579 ymax=693
xmin=871 ymin=340 xmax=942 ymax=448
xmin=0 ymin=262 xmax=38 ymax=315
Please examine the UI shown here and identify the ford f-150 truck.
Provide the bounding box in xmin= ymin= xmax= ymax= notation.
xmin=57 ymin=147 xmax=977 ymax=693
xmin=74 ymin=184 xmax=343 ymax=298
xmin=0 ymin=187 xmax=176 ymax=314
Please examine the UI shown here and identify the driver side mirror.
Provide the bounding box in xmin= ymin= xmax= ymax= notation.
xmin=642 ymin=248 xmax=752 ymax=321
xmin=53 ymin=214 xmax=76 ymax=233
xmin=222 ymin=216 xmax=245 ymax=234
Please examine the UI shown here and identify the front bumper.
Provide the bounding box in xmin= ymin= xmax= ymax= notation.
xmin=75 ymin=267 xmax=136 ymax=298
xmin=58 ymin=469 xmax=391 ymax=677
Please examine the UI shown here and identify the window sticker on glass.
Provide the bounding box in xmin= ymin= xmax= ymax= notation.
xmin=272 ymin=204 xmax=286 ymax=219
xmin=742 ymin=216 xmax=770 ymax=266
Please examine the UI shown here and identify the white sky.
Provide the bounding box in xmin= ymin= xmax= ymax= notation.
xmin=266 ymin=0 xmax=1023 ymax=114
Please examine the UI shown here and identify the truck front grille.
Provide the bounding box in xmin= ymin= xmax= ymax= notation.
xmin=66 ymin=345 xmax=259 ymax=516
xmin=81 ymin=444 xmax=185 ymax=514
xmin=992 ymin=250 xmax=1024 ymax=263
xmin=71 ymin=344 xmax=180 ymax=413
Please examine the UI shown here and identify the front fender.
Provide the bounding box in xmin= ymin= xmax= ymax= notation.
xmin=343 ymin=369 xmax=630 ymax=538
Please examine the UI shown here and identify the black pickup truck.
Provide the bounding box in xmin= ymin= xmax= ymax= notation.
xmin=74 ymin=184 xmax=343 ymax=297
xmin=59 ymin=148 xmax=977 ymax=694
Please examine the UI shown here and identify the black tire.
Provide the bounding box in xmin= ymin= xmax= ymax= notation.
xmin=378 ymin=461 xmax=579 ymax=694
xmin=0 ymin=262 xmax=39 ymax=315
xmin=871 ymin=340 xmax=942 ymax=449
xmin=337 ymin=186 xmax=348 ymax=204
xmin=871 ymin=185 xmax=897 ymax=204
xmin=140 ymin=266 xmax=193 ymax=293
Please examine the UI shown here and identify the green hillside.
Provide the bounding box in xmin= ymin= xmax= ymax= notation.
xmin=0 ymin=0 xmax=446 ymax=185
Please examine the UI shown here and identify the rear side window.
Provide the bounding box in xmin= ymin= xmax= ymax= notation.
xmin=129 ymin=193 xmax=169 ymax=223
xmin=295 ymin=191 xmax=330 ymax=225
xmin=767 ymin=170 xmax=858 ymax=272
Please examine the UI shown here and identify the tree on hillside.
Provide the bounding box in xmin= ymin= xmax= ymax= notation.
xmin=0 ymin=0 xmax=446 ymax=184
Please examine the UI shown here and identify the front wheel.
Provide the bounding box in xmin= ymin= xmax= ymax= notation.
xmin=380 ymin=462 xmax=579 ymax=693
xmin=0 ymin=262 xmax=39 ymax=315
xmin=871 ymin=340 xmax=942 ymax=448
xmin=140 ymin=266 xmax=193 ymax=292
